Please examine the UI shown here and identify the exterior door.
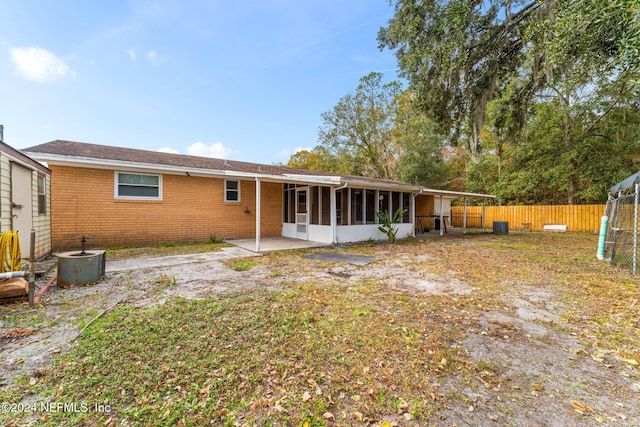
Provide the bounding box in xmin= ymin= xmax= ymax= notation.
xmin=11 ymin=163 xmax=33 ymax=258
xmin=296 ymin=188 xmax=308 ymax=240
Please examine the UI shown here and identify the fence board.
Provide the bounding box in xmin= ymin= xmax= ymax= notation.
xmin=450 ymin=204 xmax=606 ymax=232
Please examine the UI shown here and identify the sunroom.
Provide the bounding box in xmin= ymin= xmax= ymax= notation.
xmin=280 ymin=180 xmax=420 ymax=245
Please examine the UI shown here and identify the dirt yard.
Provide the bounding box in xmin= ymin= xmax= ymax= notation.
xmin=1 ymin=232 xmax=639 ymax=426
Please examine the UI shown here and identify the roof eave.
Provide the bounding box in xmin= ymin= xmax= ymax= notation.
xmin=23 ymin=152 xmax=346 ymax=185
xmin=420 ymin=188 xmax=496 ymax=199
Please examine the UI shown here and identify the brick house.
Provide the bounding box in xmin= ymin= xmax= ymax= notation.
xmin=24 ymin=140 xmax=493 ymax=251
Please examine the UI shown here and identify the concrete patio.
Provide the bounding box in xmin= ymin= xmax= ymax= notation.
xmin=225 ymin=237 xmax=329 ymax=252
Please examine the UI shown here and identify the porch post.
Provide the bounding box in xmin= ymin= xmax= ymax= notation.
xmin=439 ymin=195 xmax=444 ymax=236
xmin=411 ymin=193 xmax=416 ymax=237
xmin=255 ymin=177 xmax=261 ymax=252
xmin=463 ymin=197 xmax=467 ymax=232
xmin=330 ymin=186 xmax=337 ymax=243
xmin=634 ymin=182 xmax=638 ymax=275
xmin=347 ymin=188 xmax=352 ymax=225
xmin=482 ymin=199 xmax=486 ymax=232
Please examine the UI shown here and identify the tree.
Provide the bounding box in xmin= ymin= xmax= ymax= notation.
xmin=379 ymin=0 xmax=640 ymax=203
xmin=392 ymin=91 xmax=448 ymax=188
xmin=378 ymin=0 xmax=538 ymax=161
xmin=287 ymin=148 xmax=329 ymax=171
xmin=317 ymin=72 xmax=403 ymax=179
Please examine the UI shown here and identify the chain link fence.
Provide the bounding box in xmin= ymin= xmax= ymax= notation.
xmin=604 ymin=184 xmax=639 ymax=275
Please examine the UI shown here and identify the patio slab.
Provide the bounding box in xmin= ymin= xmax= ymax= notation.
xmin=302 ymin=252 xmax=379 ymax=266
xmin=225 ymin=237 xmax=329 ymax=252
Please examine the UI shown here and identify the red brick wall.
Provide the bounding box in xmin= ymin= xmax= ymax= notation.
xmin=49 ymin=165 xmax=283 ymax=250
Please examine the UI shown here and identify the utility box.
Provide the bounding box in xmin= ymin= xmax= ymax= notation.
xmin=493 ymin=221 xmax=509 ymax=235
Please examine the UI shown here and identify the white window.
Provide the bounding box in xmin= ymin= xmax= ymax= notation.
xmin=37 ymin=175 xmax=47 ymax=215
xmin=225 ymin=179 xmax=240 ymax=202
xmin=115 ymin=172 xmax=161 ymax=200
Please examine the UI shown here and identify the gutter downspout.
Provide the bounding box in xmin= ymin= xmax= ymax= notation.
xmin=255 ymin=177 xmax=261 ymax=253
xmin=332 ymin=182 xmax=348 ymax=243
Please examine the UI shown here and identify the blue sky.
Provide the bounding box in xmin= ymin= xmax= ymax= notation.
xmin=1 ymin=0 xmax=401 ymax=164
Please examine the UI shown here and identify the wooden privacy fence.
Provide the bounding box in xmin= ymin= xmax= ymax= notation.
xmin=450 ymin=204 xmax=606 ymax=232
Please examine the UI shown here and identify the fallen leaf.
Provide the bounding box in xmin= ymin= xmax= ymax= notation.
xmin=322 ymin=412 xmax=335 ymax=420
xmin=302 ymin=391 xmax=311 ymax=402
xmin=571 ymin=400 xmax=593 ymax=412
xmin=624 ymin=359 xmax=638 ymax=366
xmin=353 ymin=412 xmax=363 ymax=421
xmin=29 ymin=377 xmax=37 ymax=385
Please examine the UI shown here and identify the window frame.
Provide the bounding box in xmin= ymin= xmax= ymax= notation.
xmin=114 ymin=171 xmax=162 ymax=200
xmin=224 ymin=179 xmax=241 ymax=203
xmin=37 ymin=174 xmax=47 ymax=215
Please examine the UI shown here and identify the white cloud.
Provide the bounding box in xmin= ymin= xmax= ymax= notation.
xmin=146 ymin=50 xmax=158 ymax=63
xmin=187 ymin=141 xmax=234 ymax=159
xmin=10 ymin=46 xmax=76 ymax=83
xmin=125 ymin=49 xmax=136 ymax=62
xmin=158 ymin=146 xmax=179 ymax=154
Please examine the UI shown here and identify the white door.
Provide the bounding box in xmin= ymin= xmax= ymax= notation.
xmin=11 ymin=163 xmax=33 ymax=258
xmin=296 ymin=188 xmax=308 ymax=240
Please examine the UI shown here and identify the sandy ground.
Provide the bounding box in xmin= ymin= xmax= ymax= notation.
xmin=1 ymin=244 xmax=639 ymax=426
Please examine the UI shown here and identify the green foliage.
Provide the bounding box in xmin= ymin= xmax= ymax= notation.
xmin=283 ymin=1 xmax=640 ymax=204
xmin=229 ymin=258 xmax=260 ymax=271
xmin=317 ymin=72 xmax=403 ymax=179
xmin=394 ymin=91 xmax=449 ymax=188
xmin=209 ymin=233 xmax=223 ymax=244
xmin=378 ymin=0 xmax=536 ymax=160
xmin=376 ymin=207 xmax=408 ymax=243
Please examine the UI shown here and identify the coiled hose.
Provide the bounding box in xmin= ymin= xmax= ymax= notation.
xmin=0 ymin=231 xmax=22 ymax=272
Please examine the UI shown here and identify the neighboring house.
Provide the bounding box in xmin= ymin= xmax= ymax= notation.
xmin=24 ymin=140 xmax=492 ymax=251
xmin=0 ymin=137 xmax=51 ymax=260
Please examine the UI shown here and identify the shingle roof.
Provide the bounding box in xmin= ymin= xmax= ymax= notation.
xmin=23 ymin=140 xmax=412 ymax=187
xmin=24 ymin=139 xmax=340 ymax=178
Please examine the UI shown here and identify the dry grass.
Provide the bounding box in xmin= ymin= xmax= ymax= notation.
xmin=2 ymin=232 xmax=638 ymax=426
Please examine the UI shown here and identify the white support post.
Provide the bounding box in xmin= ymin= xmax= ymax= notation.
xmin=330 ymin=186 xmax=337 ymax=243
xmin=482 ymin=199 xmax=486 ymax=232
xmin=634 ymin=182 xmax=638 ymax=275
xmin=463 ymin=197 xmax=467 ymax=232
xmin=439 ymin=195 xmax=444 ymax=236
xmin=255 ymin=178 xmax=261 ymax=253
xmin=347 ymin=188 xmax=352 ymax=225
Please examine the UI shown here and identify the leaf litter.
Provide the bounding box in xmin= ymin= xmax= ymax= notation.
xmin=0 ymin=232 xmax=639 ymax=426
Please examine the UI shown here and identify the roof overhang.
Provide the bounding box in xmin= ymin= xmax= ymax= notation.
xmin=419 ymin=188 xmax=496 ymax=199
xmin=4 ymin=142 xmax=50 ymax=174
xmin=24 ymin=151 xmax=493 ymax=197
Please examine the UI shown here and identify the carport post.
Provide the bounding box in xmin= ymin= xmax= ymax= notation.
xmin=482 ymin=199 xmax=486 ymax=232
xmin=463 ymin=197 xmax=467 ymax=232
xmin=634 ymin=182 xmax=638 ymax=275
xmin=255 ymin=177 xmax=261 ymax=253
xmin=439 ymin=195 xmax=444 ymax=236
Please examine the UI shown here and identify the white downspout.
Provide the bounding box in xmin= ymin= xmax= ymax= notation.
xmin=255 ymin=177 xmax=261 ymax=253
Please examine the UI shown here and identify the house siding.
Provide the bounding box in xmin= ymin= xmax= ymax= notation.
xmin=0 ymin=150 xmax=52 ymax=260
xmin=49 ymin=165 xmax=282 ymax=250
